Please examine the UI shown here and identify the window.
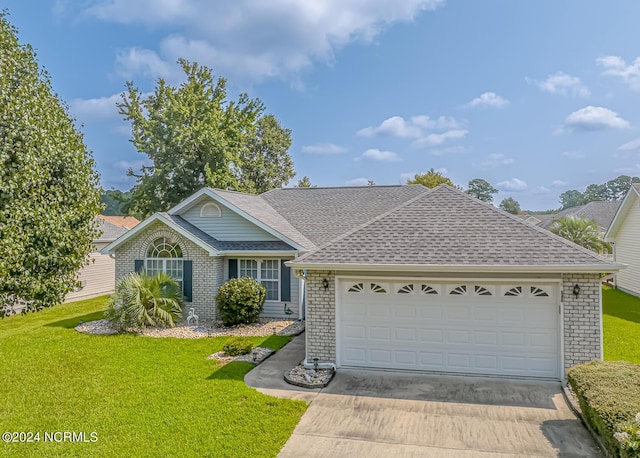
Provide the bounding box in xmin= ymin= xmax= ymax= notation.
xmin=239 ymin=259 xmax=280 ymax=301
xmin=146 ymin=237 xmax=184 ymax=291
xmin=200 ymin=202 xmax=221 ymax=217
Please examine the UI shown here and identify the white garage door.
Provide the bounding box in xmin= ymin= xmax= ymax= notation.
xmin=338 ymin=279 xmax=560 ymax=379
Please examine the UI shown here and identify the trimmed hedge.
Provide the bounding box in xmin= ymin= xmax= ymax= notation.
xmin=567 ymin=360 xmax=640 ymax=456
xmin=216 ymin=277 xmax=266 ymax=326
xmin=223 ymin=338 xmax=254 ymax=357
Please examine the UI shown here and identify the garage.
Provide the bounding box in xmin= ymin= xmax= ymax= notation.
xmin=337 ymin=278 xmax=560 ymax=379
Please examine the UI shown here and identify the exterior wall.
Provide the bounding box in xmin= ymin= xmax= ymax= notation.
xmin=181 ymin=200 xmax=279 ymax=242
xmin=562 ymin=273 xmax=602 ymax=371
xmin=613 ymin=195 xmax=640 ymax=295
xmin=305 ymin=270 xmax=336 ymax=363
xmin=65 ymin=253 xmax=115 ymax=302
xmin=114 ymin=221 xmax=220 ymax=320
xmin=222 ymin=257 xmax=300 ymax=319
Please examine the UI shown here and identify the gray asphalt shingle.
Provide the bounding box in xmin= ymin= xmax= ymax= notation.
xmin=540 ymin=201 xmax=622 ymax=232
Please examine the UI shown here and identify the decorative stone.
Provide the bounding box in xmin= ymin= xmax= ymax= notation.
xmin=284 ymin=363 xmax=335 ymax=388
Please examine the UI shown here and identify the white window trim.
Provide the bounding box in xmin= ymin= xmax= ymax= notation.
xmin=145 ymin=258 xmax=184 ymax=293
xmin=239 ymin=258 xmax=281 ymax=302
xmin=200 ymin=202 xmax=221 ymax=217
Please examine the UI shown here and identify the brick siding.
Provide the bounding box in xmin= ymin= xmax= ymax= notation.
xmin=305 ymin=270 xmax=336 ymax=362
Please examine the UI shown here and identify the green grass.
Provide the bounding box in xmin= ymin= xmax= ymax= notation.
xmin=603 ymin=285 xmax=640 ymax=364
xmin=0 ymin=297 xmax=306 ymax=457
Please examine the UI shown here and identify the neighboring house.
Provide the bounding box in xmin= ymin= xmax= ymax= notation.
xmin=604 ymin=184 xmax=640 ymax=297
xmin=103 ymin=185 xmax=622 ymax=381
xmin=539 ymin=201 xmax=621 ymax=233
xmin=65 ymin=215 xmax=139 ymax=302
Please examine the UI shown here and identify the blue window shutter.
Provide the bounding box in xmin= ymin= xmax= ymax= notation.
xmin=183 ymin=260 xmax=193 ymax=302
xmin=228 ymin=259 xmax=238 ymax=279
xmin=134 ymin=260 xmax=144 ymax=273
xmin=280 ymin=260 xmax=291 ymax=302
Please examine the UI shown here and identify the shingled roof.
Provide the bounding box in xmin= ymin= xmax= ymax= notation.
xmin=540 ymin=201 xmax=621 ymax=232
xmin=289 ymin=185 xmax=619 ymax=271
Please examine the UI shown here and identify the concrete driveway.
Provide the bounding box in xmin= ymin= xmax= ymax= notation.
xmin=245 ymin=335 xmax=601 ymax=457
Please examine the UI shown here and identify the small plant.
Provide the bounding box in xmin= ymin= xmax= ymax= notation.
xmin=105 ymin=272 xmax=183 ymax=330
xmin=222 ymin=338 xmax=254 ymax=357
xmin=216 ymin=277 xmax=266 ymax=326
xmin=615 ymin=413 xmax=640 ymax=457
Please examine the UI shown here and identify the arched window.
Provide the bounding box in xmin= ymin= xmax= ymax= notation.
xmin=145 ymin=237 xmax=184 ymax=291
xmin=200 ymin=202 xmax=221 ymax=217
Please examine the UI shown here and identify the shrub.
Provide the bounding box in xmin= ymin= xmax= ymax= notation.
xmin=222 ymin=338 xmax=254 ymax=357
xmin=567 ymin=360 xmax=640 ymax=456
xmin=216 ymin=277 xmax=266 ymax=326
xmin=105 ymin=272 xmax=183 ymax=330
xmin=615 ymin=413 xmax=640 ymax=457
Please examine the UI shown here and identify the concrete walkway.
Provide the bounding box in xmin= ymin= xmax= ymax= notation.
xmin=245 ymin=334 xmax=602 ymax=457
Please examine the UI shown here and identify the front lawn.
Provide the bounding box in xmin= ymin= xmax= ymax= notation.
xmin=603 ymin=285 xmax=640 ymax=364
xmin=0 ymin=297 xmax=306 ymax=457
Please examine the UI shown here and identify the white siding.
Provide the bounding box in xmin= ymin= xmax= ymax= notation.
xmin=65 ymin=253 xmax=115 ymax=302
xmin=614 ymin=195 xmax=640 ymax=295
xmin=181 ymin=201 xmax=279 ymax=241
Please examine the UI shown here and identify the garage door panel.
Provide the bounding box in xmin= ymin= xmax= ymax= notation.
xmin=339 ymin=280 xmax=559 ymax=379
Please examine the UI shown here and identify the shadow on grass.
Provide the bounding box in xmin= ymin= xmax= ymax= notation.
xmin=603 ymin=287 xmax=640 ymax=324
xmin=45 ymin=311 xmax=106 ymax=329
xmin=207 ymin=361 xmax=255 ymax=381
xmin=258 ymin=335 xmax=291 ymax=351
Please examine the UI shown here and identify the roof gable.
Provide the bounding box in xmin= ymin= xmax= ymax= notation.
xmin=541 ymin=201 xmax=621 ymax=232
xmin=290 ymin=185 xmax=620 ymax=271
xmin=605 ymin=185 xmax=640 ymax=241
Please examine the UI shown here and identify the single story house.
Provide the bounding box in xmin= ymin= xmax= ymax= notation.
xmin=604 ymin=184 xmax=640 ymax=297
xmin=103 ymin=184 xmax=622 ymax=381
xmin=66 ymin=215 xmax=139 ymax=302
xmin=538 ymin=200 xmax=621 ymax=233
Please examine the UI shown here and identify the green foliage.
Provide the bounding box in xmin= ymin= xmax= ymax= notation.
xmin=0 ymin=13 xmax=101 ymax=315
xmin=101 ymin=189 xmax=133 ymax=216
xmin=223 ymin=337 xmax=255 ymax=356
xmin=367 ymin=179 xmax=376 ymax=186
xmin=106 ymin=272 xmax=183 ymax=329
xmin=550 ymin=216 xmax=611 ymax=253
xmin=216 ymin=277 xmax=266 ymax=326
xmin=466 ymin=178 xmax=498 ymax=203
xmin=603 ymin=286 xmax=640 ymax=364
xmin=567 ymin=360 xmax=640 ymax=457
xmin=119 ymin=59 xmax=294 ymax=217
xmin=295 ymin=176 xmax=315 ymax=188
xmin=558 ymin=175 xmax=640 ymax=210
xmin=237 ymin=114 xmax=295 ymax=193
xmin=499 ymin=197 xmax=521 ymax=214
xmin=615 ymin=414 xmax=640 ymax=457
xmin=559 ymin=189 xmax=585 ymax=209
xmin=407 ymin=168 xmax=456 ymax=188
xmin=0 ymin=296 xmax=304 ymax=457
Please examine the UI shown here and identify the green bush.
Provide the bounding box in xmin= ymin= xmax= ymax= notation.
xmin=216 ymin=277 xmax=266 ymax=326
xmin=222 ymin=338 xmax=254 ymax=357
xmin=568 ymin=360 xmax=640 ymax=456
xmin=616 ymin=414 xmax=640 ymax=457
xmin=105 ymin=272 xmax=183 ymax=330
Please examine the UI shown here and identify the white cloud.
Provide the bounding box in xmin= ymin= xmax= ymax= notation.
xmin=618 ymin=138 xmax=640 ymax=152
xmin=533 ymin=186 xmax=551 ymax=194
xmin=301 ymin=143 xmax=347 ymax=154
xmin=83 ymin=0 xmax=444 ymax=82
xmin=479 ymin=153 xmax=514 ymax=168
xmin=434 ymin=167 xmax=448 ymax=174
xmin=597 ymin=55 xmax=640 ymax=91
xmin=115 ymin=47 xmax=178 ymax=80
xmin=345 ymin=177 xmax=371 ymax=186
xmin=410 ymin=115 xmax=460 ymax=130
xmin=400 ymin=172 xmax=417 ymax=180
xmin=551 ymin=180 xmax=567 ymax=187
xmin=115 ymin=159 xmax=149 ymax=172
xmin=497 ymin=178 xmax=527 ymax=191
xmin=561 ymin=106 xmax=630 ymax=132
xmin=527 ymin=71 xmax=590 ymax=97
xmin=561 ymin=151 xmax=585 ymax=159
xmin=357 ymin=115 xmax=460 ymax=139
xmin=412 ymin=129 xmax=468 ymax=147
xmin=466 ymin=92 xmax=509 ymax=108
xmin=429 ymin=145 xmax=471 ymax=156
xmin=69 ymin=93 xmax=122 ymax=121
xmin=356 ymin=148 xmax=401 ymax=162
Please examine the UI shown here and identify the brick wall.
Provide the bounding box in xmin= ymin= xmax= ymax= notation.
xmin=114 ymin=221 xmax=220 ymax=320
xmin=305 ymin=270 xmax=336 ymax=362
xmin=562 ymin=273 xmax=602 ymax=370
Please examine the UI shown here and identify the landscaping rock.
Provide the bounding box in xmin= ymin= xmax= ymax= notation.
xmin=284 ymin=363 xmax=334 ymax=388
xmin=207 ymin=347 xmax=275 ymax=364
xmin=74 ymin=318 xmax=118 ymax=335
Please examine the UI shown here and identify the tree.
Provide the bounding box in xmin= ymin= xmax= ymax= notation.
xmin=236 ymin=114 xmax=295 ymax=194
xmin=118 ymin=59 xmax=293 ymax=217
xmin=407 ymin=168 xmax=455 ymax=188
xmin=559 ymin=190 xmax=585 ymax=209
xmin=583 ymin=183 xmax=608 ymax=202
xmin=466 ymin=178 xmax=498 ymax=203
xmin=367 ymin=180 xmax=376 ymax=186
xmin=105 ymin=272 xmax=183 ymax=329
xmin=0 ymin=13 xmax=101 ymax=316
xmin=499 ymin=197 xmax=521 ymax=214
xmin=295 ymin=176 xmax=314 ymax=188
xmin=550 ymin=216 xmax=611 ymax=253
xmin=605 ymin=175 xmax=640 ymax=200
xmin=101 ymin=189 xmax=133 ymax=215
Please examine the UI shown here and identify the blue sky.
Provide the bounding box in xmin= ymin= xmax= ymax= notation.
xmin=5 ymin=1 xmax=640 ymax=210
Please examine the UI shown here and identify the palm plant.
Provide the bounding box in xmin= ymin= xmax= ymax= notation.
xmin=550 ymin=216 xmax=611 ymax=254
xmin=106 ymin=272 xmax=183 ymax=330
